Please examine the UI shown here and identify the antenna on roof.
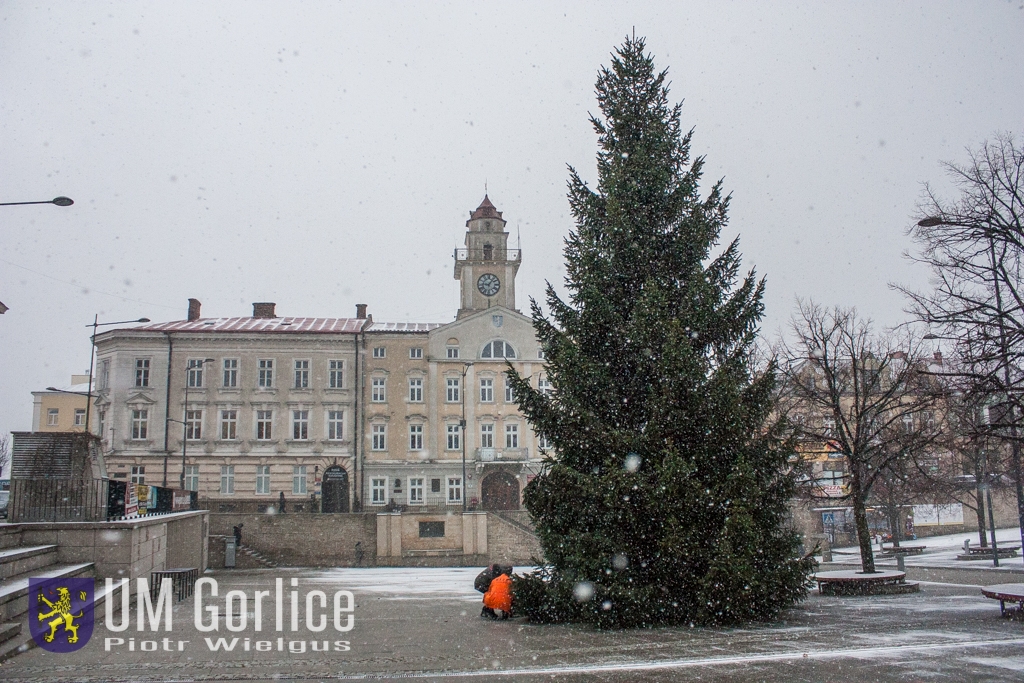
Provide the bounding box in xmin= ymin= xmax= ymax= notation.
xmin=484 ymin=179 xmax=488 ymax=196
xmin=517 ymin=222 xmax=521 ymax=250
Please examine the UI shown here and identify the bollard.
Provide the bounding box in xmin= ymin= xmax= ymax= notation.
xmin=896 ymin=552 xmax=905 ymax=572
xmin=963 ymin=539 xmax=971 ymax=553
xmin=225 ymin=538 xmax=236 ymax=568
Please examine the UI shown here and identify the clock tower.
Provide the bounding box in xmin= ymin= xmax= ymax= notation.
xmin=454 ymin=195 xmax=522 ymax=318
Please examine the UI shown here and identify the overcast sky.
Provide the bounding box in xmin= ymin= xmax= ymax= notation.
xmin=2 ymin=1 xmax=1022 ymax=442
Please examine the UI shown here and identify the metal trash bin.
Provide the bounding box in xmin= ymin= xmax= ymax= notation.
xmin=225 ymin=538 xmax=236 ymax=568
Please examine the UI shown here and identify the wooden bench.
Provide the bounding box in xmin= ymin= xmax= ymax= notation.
xmin=812 ymin=569 xmax=920 ymax=596
xmin=981 ymin=583 xmax=1024 ymax=617
xmin=878 ymin=545 xmax=926 ymax=557
xmin=956 ymin=545 xmax=1021 ymax=561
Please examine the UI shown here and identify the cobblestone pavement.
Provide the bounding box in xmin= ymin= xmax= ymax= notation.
xmin=1 ymin=566 xmax=1023 ymax=682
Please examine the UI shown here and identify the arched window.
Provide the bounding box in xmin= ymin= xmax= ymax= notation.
xmin=481 ymin=340 xmax=517 ymax=359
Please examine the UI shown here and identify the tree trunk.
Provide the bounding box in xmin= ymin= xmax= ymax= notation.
xmin=975 ymin=463 xmax=988 ymax=547
xmin=850 ymin=464 xmax=876 ymax=573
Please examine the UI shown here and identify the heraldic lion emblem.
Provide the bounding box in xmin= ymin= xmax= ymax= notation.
xmin=37 ymin=586 xmax=86 ymax=643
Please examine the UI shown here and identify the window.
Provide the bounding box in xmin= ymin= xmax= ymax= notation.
xmin=329 ymin=360 xmax=344 ymax=389
xmin=131 ymin=409 xmax=149 ymax=439
xmin=480 ymin=378 xmax=494 ymax=403
xmin=185 ymin=410 xmax=202 ymax=440
xmin=537 ymin=348 xmax=546 ymax=360
xmin=327 ymin=410 xmax=344 ymax=440
xmin=258 ymin=359 xmax=274 ymax=388
xmin=135 ymin=358 xmax=150 ymax=387
xmin=902 ymin=414 xmax=915 ymax=434
xmin=538 ymin=377 xmax=553 ymax=395
xmin=446 ymin=377 xmax=460 ymax=403
xmin=292 ymin=410 xmax=309 ymax=440
xmin=538 ymin=433 xmax=552 ymax=450
xmin=74 ymin=409 xmax=86 ymax=426
xmin=480 ymin=423 xmax=494 ymax=448
xmin=371 ymin=424 xmax=387 ymax=451
xmin=446 ymin=346 xmax=460 ymax=359
xmin=505 ymin=381 xmax=514 ymax=403
xmin=371 ymin=378 xmax=386 ymax=402
xmin=492 ymin=314 xmax=503 ymax=327
xmin=220 ymin=410 xmax=237 ymax=440
xmin=431 ymin=478 xmax=442 ymax=493
xmin=220 ymin=466 xmax=235 ymax=494
xmin=409 ymin=377 xmax=423 ymax=402
xmin=256 ymin=465 xmax=271 ymax=494
xmin=371 ymin=477 xmax=387 ymax=505
xmin=410 ymin=347 xmax=423 ymax=359
xmin=822 ymin=417 xmax=835 ymax=437
xmin=481 ymin=340 xmax=516 ymax=359
xmin=448 ymin=477 xmax=462 ymax=503
xmin=131 ymin=465 xmax=145 ymax=484
xmin=184 ymin=465 xmax=199 ymax=492
xmin=99 ymin=359 xmax=110 ymax=390
xmin=506 ymin=423 xmax=519 ymax=449
xmin=409 ymin=424 xmax=423 ymax=450
xmin=187 ymin=359 xmax=206 ymax=388
xmin=446 ymin=424 xmax=461 ymax=451
xmin=293 ymin=466 xmax=307 ymax=494
xmin=294 ymin=359 xmax=309 ymax=388
xmin=256 ymin=410 xmax=273 ymax=440
xmin=373 ymin=346 xmax=386 ymax=358
xmin=47 ymin=408 xmax=59 ymax=426
xmin=223 ymin=359 xmax=238 ymax=388
xmin=408 ymin=478 xmax=424 ymax=505
xmin=419 ymin=521 xmax=444 ymax=537
xmin=923 ymin=411 xmax=936 ymax=431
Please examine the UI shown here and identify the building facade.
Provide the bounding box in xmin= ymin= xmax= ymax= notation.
xmin=31 ymin=375 xmax=92 ymax=433
xmin=92 ymin=196 xmax=547 ymax=513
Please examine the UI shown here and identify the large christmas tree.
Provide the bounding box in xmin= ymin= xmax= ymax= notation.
xmin=508 ymin=38 xmax=812 ymax=628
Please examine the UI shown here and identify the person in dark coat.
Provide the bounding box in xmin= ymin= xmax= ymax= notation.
xmin=233 ymin=524 xmax=243 ymax=546
xmin=279 ymin=491 xmax=287 ymax=513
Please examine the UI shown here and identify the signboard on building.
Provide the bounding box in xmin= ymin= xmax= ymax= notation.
xmin=172 ymin=489 xmax=192 ymax=511
xmin=822 ymin=485 xmax=844 ymax=497
xmin=123 ymin=484 xmax=138 ymax=518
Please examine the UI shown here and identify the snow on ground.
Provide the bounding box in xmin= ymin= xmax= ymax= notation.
xmin=303 ymin=566 xmax=529 ymax=601
xmin=830 ymin=527 xmax=1024 ymax=571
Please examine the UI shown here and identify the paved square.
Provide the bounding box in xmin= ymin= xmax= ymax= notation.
xmin=1 ymin=565 xmax=1023 ymax=682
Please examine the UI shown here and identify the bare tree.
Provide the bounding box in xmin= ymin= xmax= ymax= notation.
xmin=0 ymin=433 xmax=10 ymax=479
xmin=899 ymin=132 xmax=1024 ymax=549
xmin=780 ymin=302 xmax=941 ymax=573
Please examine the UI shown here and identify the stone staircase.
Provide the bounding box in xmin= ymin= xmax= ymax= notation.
xmin=238 ymin=542 xmax=278 ymax=569
xmin=0 ymin=526 xmax=117 ymax=662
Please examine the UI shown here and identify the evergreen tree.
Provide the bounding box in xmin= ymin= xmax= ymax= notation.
xmin=508 ymin=37 xmax=812 ymax=628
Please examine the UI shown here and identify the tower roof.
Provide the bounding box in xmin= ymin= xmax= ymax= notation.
xmin=469 ymin=194 xmax=503 ymax=221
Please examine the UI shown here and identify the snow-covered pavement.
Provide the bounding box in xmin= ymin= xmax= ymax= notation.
xmin=2 ymin=563 xmax=1023 ymax=682
xmin=829 ymin=527 xmax=1024 ymax=573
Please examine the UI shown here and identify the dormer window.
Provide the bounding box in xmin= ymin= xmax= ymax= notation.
xmin=481 ymin=340 xmax=516 ymax=359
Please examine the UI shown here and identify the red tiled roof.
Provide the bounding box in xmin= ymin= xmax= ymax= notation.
xmin=367 ymin=322 xmax=444 ymax=332
xmin=127 ymin=317 xmax=370 ymax=334
xmin=469 ymin=194 xmax=503 ymax=221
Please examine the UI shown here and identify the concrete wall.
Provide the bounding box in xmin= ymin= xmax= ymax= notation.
xmin=207 ymin=512 xmax=376 ymax=567
xmin=486 ymin=512 xmax=543 ymax=565
xmin=14 ymin=510 xmax=208 ymax=580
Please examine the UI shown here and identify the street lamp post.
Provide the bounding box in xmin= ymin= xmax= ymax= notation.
xmin=461 ymin=363 xmax=471 ymax=512
xmin=83 ymin=316 xmax=151 ymax=437
xmin=180 ymin=359 xmax=215 ymax=490
xmin=0 ymin=196 xmax=74 ymax=207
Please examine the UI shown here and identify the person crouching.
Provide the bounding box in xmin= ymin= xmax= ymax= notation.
xmin=482 ymin=565 xmax=513 ymax=620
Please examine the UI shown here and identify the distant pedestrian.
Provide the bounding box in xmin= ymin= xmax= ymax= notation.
xmin=355 ymin=541 xmax=365 ymax=566
xmin=233 ymin=524 xmax=243 ymax=547
xmin=279 ymin=491 xmax=287 ymax=514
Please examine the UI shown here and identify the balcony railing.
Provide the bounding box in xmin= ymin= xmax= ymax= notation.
xmin=454 ymin=248 xmax=521 ymax=262
xmin=372 ymin=492 xmax=463 ymax=509
xmin=476 ymin=447 xmax=528 ymax=462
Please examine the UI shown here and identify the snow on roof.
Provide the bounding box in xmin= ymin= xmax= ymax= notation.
xmin=366 ymin=322 xmax=444 ymax=333
xmin=128 ymin=317 xmax=369 ymax=334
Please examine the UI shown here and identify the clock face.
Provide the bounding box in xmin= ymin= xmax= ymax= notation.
xmin=477 ymin=273 xmax=501 ymax=297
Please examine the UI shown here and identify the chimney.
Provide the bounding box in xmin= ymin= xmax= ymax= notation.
xmin=933 ymin=350 xmax=943 ymax=365
xmin=252 ymin=302 xmax=277 ymax=319
xmin=187 ymin=298 xmax=202 ymax=321
xmin=356 ymin=304 xmax=367 ymax=320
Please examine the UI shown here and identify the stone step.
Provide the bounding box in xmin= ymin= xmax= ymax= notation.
xmin=0 ymin=545 xmax=59 ymax=580
xmin=0 ymin=621 xmax=21 ymax=646
xmin=0 ymin=562 xmax=95 ymax=623
xmin=0 ymin=527 xmax=24 ymax=551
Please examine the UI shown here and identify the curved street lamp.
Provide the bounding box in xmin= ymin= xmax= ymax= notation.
xmin=0 ymin=196 xmax=74 ymax=207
